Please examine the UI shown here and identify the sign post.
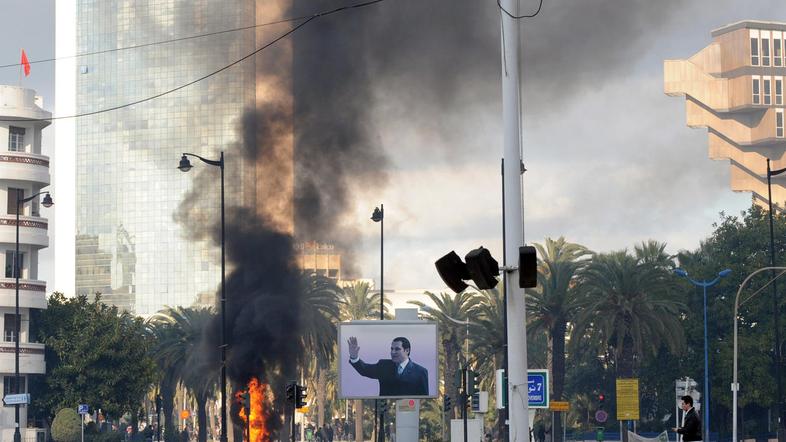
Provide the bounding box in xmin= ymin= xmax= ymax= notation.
xmin=78 ymin=404 xmax=88 ymax=442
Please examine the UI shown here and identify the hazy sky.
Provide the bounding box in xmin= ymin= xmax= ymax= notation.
xmin=1 ymin=0 xmax=785 ymax=293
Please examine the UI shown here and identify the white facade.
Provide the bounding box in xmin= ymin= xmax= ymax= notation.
xmin=0 ymin=85 xmax=49 ymax=441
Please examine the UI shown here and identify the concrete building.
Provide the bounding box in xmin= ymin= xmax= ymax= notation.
xmin=55 ymin=1 xmax=295 ymax=315
xmin=0 ymin=85 xmax=50 ymax=441
xmin=665 ymin=20 xmax=786 ymax=207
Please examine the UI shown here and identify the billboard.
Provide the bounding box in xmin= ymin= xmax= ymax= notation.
xmin=338 ymin=321 xmax=439 ymax=399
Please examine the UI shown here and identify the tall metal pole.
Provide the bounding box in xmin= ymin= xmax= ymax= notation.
xmin=767 ymin=158 xmax=786 ymax=442
xmin=702 ymin=283 xmax=710 ymax=440
xmin=220 ymin=151 xmax=227 ymax=442
xmin=14 ymin=198 xmax=21 ymax=442
xmin=379 ymin=203 xmax=384 ymax=442
xmin=500 ymin=0 xmax=530 ymax=439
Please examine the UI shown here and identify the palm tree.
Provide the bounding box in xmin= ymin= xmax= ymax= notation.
xmin=526 ymin=237 xmax=591 ymax=442
xmin=469 ymin=287 xmax=506 ymax=438
xmin=409 ymin=291 xmax=480 ymax=430
xmin=147 ymin=315 xmax=184 ymax=442
xmin=340 ymin=281 xmax=389 ymax=442
xmin=572 ymin=250 xmax=686 ymax=442
xmin=298 ymin=274 xmax=342 ymax=430
xmin=148 ymin=307 xmax=218 ymax=442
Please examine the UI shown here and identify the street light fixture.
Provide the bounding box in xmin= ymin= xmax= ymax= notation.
xmin=673 ymin=267 xmax=731 ymax=441
xmin=178 ymin=152 xmax=226 ymax=442
xmin=13 ymin=191 xmax=52 ymax=442
xmin=766 ymin=158 xmax=786 ymax=442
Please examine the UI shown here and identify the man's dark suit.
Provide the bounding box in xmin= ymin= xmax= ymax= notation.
xmin=349 ymin=358 xmax=429 ymax=396
xmin=677 ymin=407 xmax=702 ymax=441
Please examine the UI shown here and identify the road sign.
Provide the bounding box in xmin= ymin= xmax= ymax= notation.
xmin=595 ymin=409 xmax=608 ymax=423
xmin=616 ymin=378 xmax=640 ymax=420
xmin=527 ymin=369 xmax=549 ymax=408
xmin=550 ymin=401 xmax=569 ymax=412
xmin=78 ymin=404 xmax=89 ymax=415
xmin=3 ymin=393 xmax=30 ymax=405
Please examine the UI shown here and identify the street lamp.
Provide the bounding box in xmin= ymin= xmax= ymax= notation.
xmin=673 ymin=267 xmax=731 ymax=440
xmin=766 ymin=158 xmax=786 ymax=442
xmin=732 ymin=267 xmax=786 ymax=442
xmin=178 ymin=152 xmax=226 ymax=442
xmin=370 ymin=204 xmax=384 ymax=442
xmin=13 ymin=191 xmax=52 ymax=442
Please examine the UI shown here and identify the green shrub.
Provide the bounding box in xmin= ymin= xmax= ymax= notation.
xmin=51 ymin=408 xmax=81 ymax=442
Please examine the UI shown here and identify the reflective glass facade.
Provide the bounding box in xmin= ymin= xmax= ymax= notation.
xmin=75 ymin=0 xmax=257 ymax=315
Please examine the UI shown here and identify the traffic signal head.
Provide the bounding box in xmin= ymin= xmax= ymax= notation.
xmin=466 ymin=369 xmax=480 ymax=396
xmin=286 ymin=383 xmax=296 ymax=402
xmin=443 ymin=396 xmax=452 ymax=412
xmin=464 ymin=247 xmax=499 ymax=290
xmin=295 ymin=385 xmax=307 ymax=408
xmin=598 ymin=394 xmax=605 ymax=402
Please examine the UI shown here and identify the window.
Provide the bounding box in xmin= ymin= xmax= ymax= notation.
xmin=775 ymin=32 xmax=783 ymax=67
xmin=753 ymin=76 xmax=761 ymax=104
xmin=5 ymin=251 xmax=24 ymax=278
xmin=8 ymin=126 xmax=24 ymax=152
xmin=7 ymin=188 xmax=23 ymax=215
xmin=3 ymin=376 xmax=26 ymax=397
xmin=778 ymin=109 xmax=784 ymax=138
xmin=751 ymin=32 xmax=760 ymax=65
xmin=764 ymin=77 xmax=772 ymax=105
xmin=777 ymin=78 xmax=783 ymax=106
xmin=4 ymin=314 xmax=18 ymax=342
xmin=763 ymin=35 xmax=771 ymax=66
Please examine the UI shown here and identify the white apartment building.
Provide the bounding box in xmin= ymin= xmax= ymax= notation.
xmin=0 ymin=85 xmax=50 ymax=442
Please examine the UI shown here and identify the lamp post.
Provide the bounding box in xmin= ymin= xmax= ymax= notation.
xmin=767 ymin=158 xmax=786 ymax=442
xmin=674 ymin=267 xmax=731 ymax=440
xmin=13 ymin=191 xmax=53 ymax=442
xmin=371 ymin=204 xmax=384 ymax=442
xmin=732 ymin=267 xmax=786 ymax=442
xmin=178 ymin=152 xmax=226 ymax=442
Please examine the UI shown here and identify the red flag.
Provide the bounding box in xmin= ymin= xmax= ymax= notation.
xmin=20 ymin=50 xmax=30 ymax=77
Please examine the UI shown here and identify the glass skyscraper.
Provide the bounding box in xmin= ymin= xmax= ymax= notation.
xmin=68 ymin=0 xmax=263 ymax=315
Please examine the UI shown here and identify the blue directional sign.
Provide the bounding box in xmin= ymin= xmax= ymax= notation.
xmin=78 ymin=404 xmax=89 ymax=415
xmin=527 ymin=369 xmax=550 ymax=408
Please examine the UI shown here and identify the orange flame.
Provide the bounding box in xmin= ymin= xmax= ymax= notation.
xmin=237 ymin=377 xmax=270 ymax=442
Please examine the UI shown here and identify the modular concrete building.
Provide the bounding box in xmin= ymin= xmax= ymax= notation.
xmin=665 ymin=20 xmax=786 ymax=207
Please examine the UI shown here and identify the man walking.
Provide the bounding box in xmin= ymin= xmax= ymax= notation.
xmin=673 ymin=395 xmax=702 ymax=442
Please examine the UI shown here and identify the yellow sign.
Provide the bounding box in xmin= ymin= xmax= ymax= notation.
xmin=549 ymin=401 xmax=570 ymax=412
xmin=297 ymin=406 xmax=309 ymax=413
xmin=616 ymin=378 xmax=640 ymax=420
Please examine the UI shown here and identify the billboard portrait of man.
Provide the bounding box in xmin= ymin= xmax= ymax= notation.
xmin=347 ymin=336 xmax=428 ymax=396
xmin=338 ymin=321 xmax=438 ymax=399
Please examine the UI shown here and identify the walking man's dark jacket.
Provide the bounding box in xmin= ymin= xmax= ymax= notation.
xmin=677 ymin=407 xmax=702 ymax=441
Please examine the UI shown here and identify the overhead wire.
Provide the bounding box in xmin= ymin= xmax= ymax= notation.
xmin=0 ymin=0 xmax=385 ymax=123
xmin=0 ymin=14 xmax=310 ymax=70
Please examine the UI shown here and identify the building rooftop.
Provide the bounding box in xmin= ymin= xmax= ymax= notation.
xmin=712 ymin=20 xmax=786 ymax=37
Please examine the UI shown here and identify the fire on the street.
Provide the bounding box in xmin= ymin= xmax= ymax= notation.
xmin=237 ymin=377 xmax=270 ymax=442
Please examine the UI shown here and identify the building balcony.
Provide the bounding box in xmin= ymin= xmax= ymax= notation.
xmin=0 ymin=151 xmax=50 ymax=186
xmin=0 ymin=279 xmax=46 ymax=310
xmin=0 ymin=215 xmax=48 ymax=248
xmin=0 ymin=341 xmax=45 ymax=374
xmin=665 ymin=59 xmax=770 ymax=112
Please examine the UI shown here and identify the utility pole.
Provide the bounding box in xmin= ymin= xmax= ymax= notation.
xmin=500 ymin=0 xmax=530 ymax=440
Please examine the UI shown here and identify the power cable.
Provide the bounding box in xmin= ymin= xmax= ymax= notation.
xmin=0 ymin=0 xmax=385 ymax=123
xmin=1 ymin=10 xmax=327 ymax=70
xmin=497 ymin=0 xmax=543 ymax=19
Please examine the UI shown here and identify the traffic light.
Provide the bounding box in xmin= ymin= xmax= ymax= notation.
xmin=466 ymin=369 xmax=480 ymax=396
xmin=598 ymin=393 xmax=605 ymax=410
xmin=240 ymin=391 xmax=250 ymax=414
xmin=471 ymin=392 xmax=480 ymax=411
xmin=295 ymin=385 xmax=307 ymax=408
xmin=443 ymin=396 xmax=452 ymax=412
xmin=286 ymin=383 xmax=296 ymax=403
xmin=378 ymin=400 xmax=388 ymax=416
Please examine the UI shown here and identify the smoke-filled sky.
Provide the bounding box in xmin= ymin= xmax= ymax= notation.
xmin=2 ymin=0 xmax=786 ymax=291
